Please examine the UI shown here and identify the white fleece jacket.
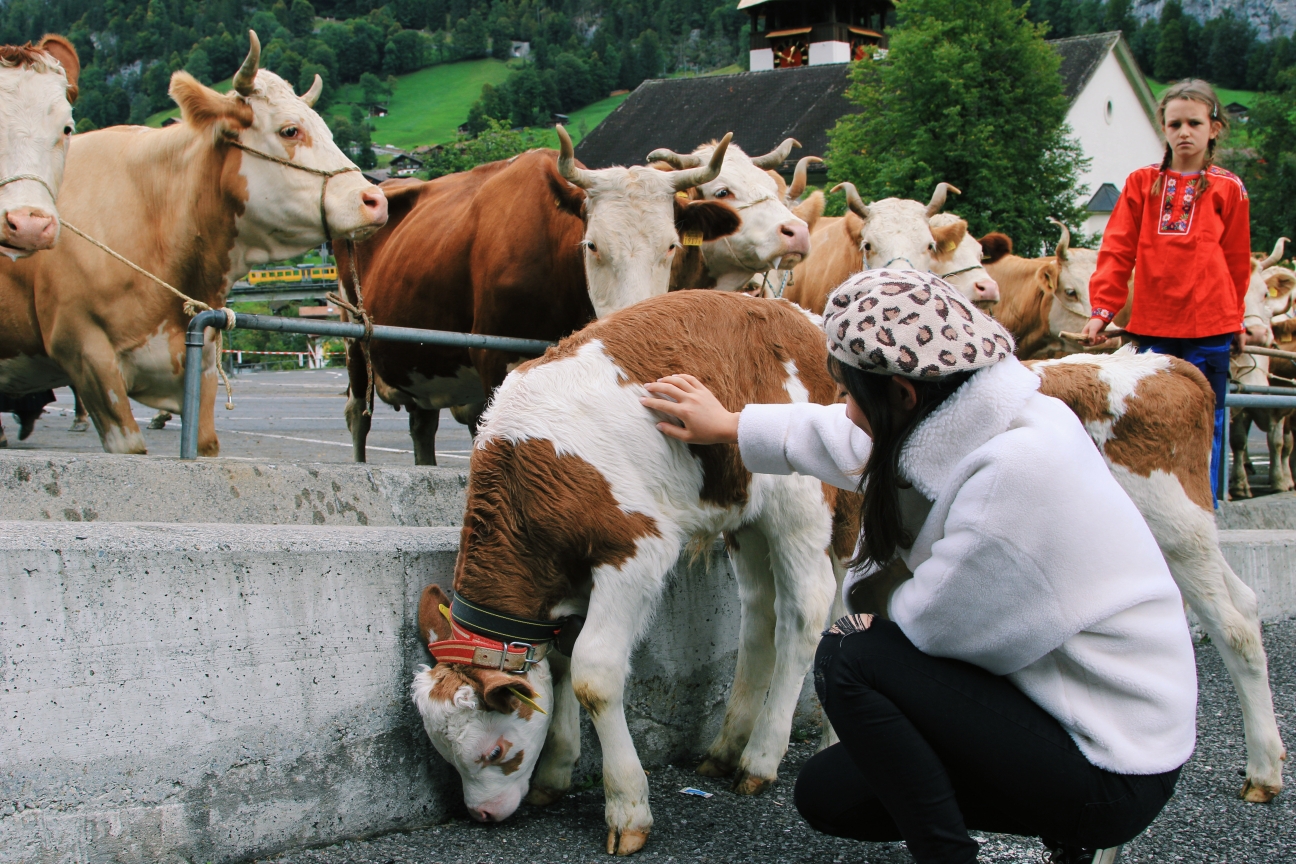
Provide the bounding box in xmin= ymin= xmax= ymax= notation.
xmin=738 ymin=357 xmax=1197 ymax=775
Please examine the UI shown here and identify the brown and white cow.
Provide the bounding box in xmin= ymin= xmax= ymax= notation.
xmin=412 ymin=291 xmax=844 ymax=853
xmin=647 ymin=139 xmax=813 ymax=292
xmin=410 ymin=293 xmax=1284 ymax=857
xmin=335 ymin=128 xmax=740 ymax=464
xmin=0 ymin=32 xmax=387 ymax=455
xmin=782 ymin=181 xmax=984 ymax=314
xmin=0 ymin=35 xmax=79 ymax=257
xmin=982 ymin=223 xmax=1103 ymax=359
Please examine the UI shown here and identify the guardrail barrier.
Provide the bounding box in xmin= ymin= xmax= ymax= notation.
xmin=181 ymin=310 xmax=554 ymax=460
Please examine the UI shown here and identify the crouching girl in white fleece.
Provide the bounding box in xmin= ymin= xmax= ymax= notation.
xmin=640 ymin=270 xmax=1196 ymax=864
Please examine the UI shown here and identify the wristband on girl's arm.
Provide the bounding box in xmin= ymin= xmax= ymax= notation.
xmin=1091 ymin=307 xmax=1115 ymax=322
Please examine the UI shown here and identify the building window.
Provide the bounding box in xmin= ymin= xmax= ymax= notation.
xmin=1105 ymin=99 xmax=1114 ymax=124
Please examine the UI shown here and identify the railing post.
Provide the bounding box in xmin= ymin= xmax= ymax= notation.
xmin=181 ymin=310 xmax=232 ymax=460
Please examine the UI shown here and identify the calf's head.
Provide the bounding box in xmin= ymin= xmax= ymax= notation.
xmin=648 ymin=139 xmax=814 ymax=291
xmin=0 ymin=35 xmax=79 ymax=258
xmin=411 ymin=585 xmax=552 ymax=823
xmin=168 ymin=31 xmax=387 ymax=267
xmin=558 ymin=127 xmax=740 ymax=317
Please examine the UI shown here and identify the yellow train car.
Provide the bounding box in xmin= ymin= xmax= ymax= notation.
xmin=246 ymin=265 xmax=338 ymax=285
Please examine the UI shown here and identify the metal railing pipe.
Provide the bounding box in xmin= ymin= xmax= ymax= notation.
xmin=180 ymin=311 xmax=555 ymax=460
xmin=1229 ymin=383 xmax=1296 ymax=396
xmin=1224 ymin=393 xmax=1296 ymax=409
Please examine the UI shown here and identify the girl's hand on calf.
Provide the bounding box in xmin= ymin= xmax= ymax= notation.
xmin=641 ymin=374 xmax=740 ymax=445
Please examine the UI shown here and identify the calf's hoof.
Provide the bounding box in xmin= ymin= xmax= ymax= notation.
xmin=606 ymin=827 xmax=648 ymax=856
xmin=695 ymin=756 xmax=736 ymax=778
xmin=70 ymin=420 xmax=89 ymax=432
xmin=732 ymin=770 xmax=775 ymax=796
xmin=526 ymin=785 xmax=567 ymax=807
xmin=148 ymin=412 xmax=172 ymax=430
xmin=1241 ymin=778 xmax=1282 ymax=803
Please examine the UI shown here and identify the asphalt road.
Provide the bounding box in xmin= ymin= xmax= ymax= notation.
xmin=0 ymin=367 xmax=473 ymax=466
xmin=263 ymin=618 xmax=1295 ymax=864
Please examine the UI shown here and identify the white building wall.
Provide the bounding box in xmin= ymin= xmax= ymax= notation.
xmin=1066 ymin=51 xmax=1163 ymax=236
xmin=809 ymin=40 xmax=851 ymax=65
xmin=750 ymin=48 xmax=774 ymax=71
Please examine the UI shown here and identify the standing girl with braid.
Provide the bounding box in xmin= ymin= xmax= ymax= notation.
xmin=1080 ymin=79 xmax=1250 ymax=503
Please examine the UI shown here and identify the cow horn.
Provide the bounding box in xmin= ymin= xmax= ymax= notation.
xmin=645 ymin=147 xmax=702 ymax=169
xmin=788 ymin=156 xmax=823 ymax=201
xmin=925 ymin=182 xmax=961 ymax=217
xmin=233 ymin=31 xmax=261 ymax=97
xmin=556 ymin=125 xmax=596 ymax=189
xmin=1049 ymin=218 xmax=1071 ymax=261
xmin=301 ymin=73 xmax=323 ymax=108
xmin=1260 ymin=236 xmax=1290 ymax=269
xmin=668 ymin=132 xmax=731 ymax=192
xmin=750 ymin=138 xmax=800 ymax=170
xmin=832 ymin=182 xmax=870 ymax=221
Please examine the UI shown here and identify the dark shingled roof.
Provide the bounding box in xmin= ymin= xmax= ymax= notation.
xmin=1050 ymin=31 xmax=1121 ymax=103
xmin=574 ymin=64 xmax=853 ymax=170
xmin=576 ymin=31 xmax=1129 ymax=170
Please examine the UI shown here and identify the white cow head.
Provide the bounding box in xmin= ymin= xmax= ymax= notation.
xmin=411 ymin=585 xmax=552 ymax=822
xmin=557 ymin=127 xmax=740 ymax=317
xmin=928 ymin=212 xmax=1000 ymax=309
xmin=835 ymin=181 xmax=968 ymax=275
xmin=0 ymin=35 xmax=79 ymax=258
xmin=647 ymin=139 xmax=814 ymax=291
xmin=1044 ymin=221 xmax=1100 ymax=347
xmin=168 ymin=32 xmax=388 ymax=270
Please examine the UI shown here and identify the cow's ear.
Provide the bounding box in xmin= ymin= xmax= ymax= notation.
xmin=547 ymin=165 xmax=587 ymax=218
xmin=1040 ymin=261 xmax=1060 ymax=295
xmin=170 ymin=71 xmax=253 ymax=131
xmin=418 ymin=584 xmax=454 ymax=644
xmin=930 ymin=219 xmax=967 ymax=257
xmin=379 ymin=177 xmax=424 ymax=222
xmin=474 ymin=669 xmax=541 ymax=718
xmin=674 ymin=198 xmax=740 ymax=243
xmin=767 ymin=169 xmax=789 ymax=201
xmin=38 ymin=35 xmax=80 ymax=103
xmin=794 ymin=190 xmax=825 ymax=232
xmin=845 ymin=212 xmax=864 ymax=245
xmin=979 ymin=232 xmax=1013 ymax=263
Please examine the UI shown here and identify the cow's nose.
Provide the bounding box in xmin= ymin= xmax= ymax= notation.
xmin=973 ymin=278 xmax=1000 ymax=303
xmin=2 ymin=207 xmax=58 ymax=250
xmin=360 ymin=187 xmax=388 ymax=225
xmin=470 ymin=805 xmax=506 ymax=823
xmin=779 ymin=221 xmax=811 ymax=259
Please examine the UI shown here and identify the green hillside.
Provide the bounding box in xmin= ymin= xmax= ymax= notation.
xmin=332 ymin=59 xmax=515 ymax=149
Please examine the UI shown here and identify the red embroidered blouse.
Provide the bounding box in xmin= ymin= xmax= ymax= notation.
xmin=1089 ymin=164 xmax=1251 ymax=339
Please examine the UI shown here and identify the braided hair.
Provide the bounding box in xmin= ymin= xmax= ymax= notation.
xmin=1151 ymin=78 xmax=1229 ymax=196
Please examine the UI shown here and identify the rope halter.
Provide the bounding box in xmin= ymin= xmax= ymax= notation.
xmin=935 ymin=263 xmax=984 ymax=281
xmin=226 ymin=139 xmax=361 ymax=243
xmin=0 ymin=173 xmax=57 ymax=198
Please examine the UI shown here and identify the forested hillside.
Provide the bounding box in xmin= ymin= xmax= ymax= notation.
xmin=0 ymin=1 xmax=744 ymax=136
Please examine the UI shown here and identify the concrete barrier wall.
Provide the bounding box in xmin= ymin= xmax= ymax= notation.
xmin=0 ymin=521 xmax=772 ymax=864
xmin=1219 ymin=530 xmax=1296 ymax=622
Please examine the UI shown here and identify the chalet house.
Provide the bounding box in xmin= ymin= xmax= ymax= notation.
xmin=389 ymin=153 xmax=424 ymax=177
xmin=577 ymin=1 xmax=1162 ymax=239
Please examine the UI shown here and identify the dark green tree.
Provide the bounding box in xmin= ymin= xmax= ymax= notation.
xmin=184 ymin=47 xmax=213 ymax=84
xmin=1226 ymin=68 xmax=1296 ymax=251
xmin=289 ymin=0 xmax=316 ymax=39
xmin=827 ymin=0 xmax=1088 ymax=252
xmin=360 ymin=71 xmax=393 ymax=109
xmin=1154 ymin=2 xmax=1191 ymax=81
xmin=454 ymin=9 xmax=489 ymax=59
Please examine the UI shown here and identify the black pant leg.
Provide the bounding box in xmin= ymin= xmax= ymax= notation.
xmin=800 ymin=621 xmax=1179 ymax=862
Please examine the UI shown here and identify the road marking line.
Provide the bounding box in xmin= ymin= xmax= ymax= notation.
xmin=221 ymin=429 xmax=471 ymax=458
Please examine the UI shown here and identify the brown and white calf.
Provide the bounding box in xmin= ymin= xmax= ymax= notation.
xmin=0 ymin=32 xmax=387 ymax=456
xmin=413 ymin=291 xmax=845 ymax=854
xmin=982 ymin=223 xmax=1103 ymax=359
xmin=1032 ymin=350 xmax=1285 ymax=802
xmin=0 ymin=35 xmax=79 ymax=257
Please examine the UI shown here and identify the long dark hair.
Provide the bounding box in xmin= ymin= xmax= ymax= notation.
xmin=830 ymin=356 xmax=972 ymax=570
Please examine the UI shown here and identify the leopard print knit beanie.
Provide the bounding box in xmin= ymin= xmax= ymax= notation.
xmin=823 ymin=269 xmax=1014 ymax=378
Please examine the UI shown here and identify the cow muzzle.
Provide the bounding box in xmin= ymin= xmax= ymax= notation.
xmin=972 ymin=277 xmax=1000 ymax=306
xmin=1 ymin=206 xmax=58 ymax=253
xmin=778 ymin=220 xmax=811 ymax=264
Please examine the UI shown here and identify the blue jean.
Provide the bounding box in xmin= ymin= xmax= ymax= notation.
xmin=1130 ymin=333 xmax=1231 ymax=506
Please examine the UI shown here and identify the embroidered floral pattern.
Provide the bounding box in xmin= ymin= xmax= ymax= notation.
xmin=1160 ymin=173 xmax=1199 ymax=234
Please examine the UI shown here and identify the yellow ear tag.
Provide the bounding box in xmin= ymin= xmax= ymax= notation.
xmin=1271 ymin=287 xmax=1280 ymax=297
xmin=682 ymin=230 xmax=704 ymax=246
xmin=675 ymin=191 xmax=690 ymax=200
xmin=439 ymin=604 xmax=452 ymax=624
xmin=508 ymin=686 xmax=548 ymax=715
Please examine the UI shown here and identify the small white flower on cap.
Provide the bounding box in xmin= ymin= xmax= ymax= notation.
xmin=823 ymin=269 xmax=1015 ymax=378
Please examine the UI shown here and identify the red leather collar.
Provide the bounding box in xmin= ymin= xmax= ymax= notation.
xmin=429 ymin=618 xmax=548 ymax=673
